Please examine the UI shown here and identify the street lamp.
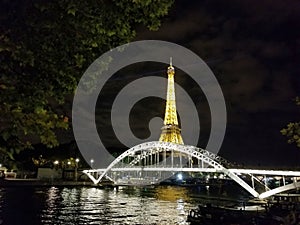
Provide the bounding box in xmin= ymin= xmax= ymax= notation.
xmin=90 ymin=159 xmax=94 ymax=168
xmin=53 ymin=160 xmax=59 ymax=170
xmin=75 ymin=158 xmax=80 ymax=182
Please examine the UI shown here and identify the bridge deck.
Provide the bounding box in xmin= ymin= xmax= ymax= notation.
xmin=84 ymin=168 xmax=300 ymax=176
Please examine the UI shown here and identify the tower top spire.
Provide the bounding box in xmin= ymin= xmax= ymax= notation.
xmin=168 ymin=57 xmax=175 ymax=75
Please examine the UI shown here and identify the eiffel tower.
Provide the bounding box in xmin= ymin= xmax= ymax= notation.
xmin=159 ymin=58 xmax=184 ymax=144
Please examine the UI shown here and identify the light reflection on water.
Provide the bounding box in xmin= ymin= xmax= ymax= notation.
xmin=0 ymin=186 xmax=193 ymax=225
xmin=41 ymin=186 xmax=191 ymax=225
xmin=0 ymin=185 xmax=246 ymax=225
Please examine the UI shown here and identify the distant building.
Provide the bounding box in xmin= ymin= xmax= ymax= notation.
xmin=37 ymin=168 xmax=62 ymax=180
xmin=0 ymin=166 xmax=16 ymax=178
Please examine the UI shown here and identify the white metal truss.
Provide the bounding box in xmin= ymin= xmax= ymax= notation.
xmin=82 ymin=141 xmax=300 ymax=199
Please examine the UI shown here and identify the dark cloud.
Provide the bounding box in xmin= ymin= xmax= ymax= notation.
xmin=133 ymin=0 xmax=300 ymax=166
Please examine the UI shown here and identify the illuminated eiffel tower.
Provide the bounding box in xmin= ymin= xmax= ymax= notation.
xmin=159 ymin=58 xmax=184 ymax=144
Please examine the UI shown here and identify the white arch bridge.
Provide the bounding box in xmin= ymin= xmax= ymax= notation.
xmin=83 ymin=141 xmax=300 ymax=199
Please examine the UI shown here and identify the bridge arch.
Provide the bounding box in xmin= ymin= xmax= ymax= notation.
xmin=96 ymin=141 xmax=259 ymax=197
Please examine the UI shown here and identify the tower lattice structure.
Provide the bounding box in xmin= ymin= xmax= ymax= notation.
xmin=159 ymin=60 xmax=184 ymax=145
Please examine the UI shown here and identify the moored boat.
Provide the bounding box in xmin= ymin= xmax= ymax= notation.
xmin=187 ymin=201 xmax=300 ymax=225
xmin=187 ymin=202 xmax=265 ymax=225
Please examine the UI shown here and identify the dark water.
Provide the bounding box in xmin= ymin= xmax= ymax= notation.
xmin=0 ymin=185 xmax=248 ymax=225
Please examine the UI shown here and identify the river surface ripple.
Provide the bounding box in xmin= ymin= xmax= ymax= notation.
xmin=0 ymin=185 xmax=247 ymax=225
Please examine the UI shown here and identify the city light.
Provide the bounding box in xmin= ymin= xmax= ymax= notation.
xmin=90 ymin=159 xmax=94 ymax=167
xmin=54 ymin=160 xmax=59 ymax=165
xmin=177 ymin=173 xmax=183 ymax=180
xmin=75 ymin=158 xmax=80 ymax=182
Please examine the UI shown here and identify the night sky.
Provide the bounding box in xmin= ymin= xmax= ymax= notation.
xmin=12 ymin=0 xmax=299 ymax=168
xmin=95 ymin=0 xmax=300 ymax=168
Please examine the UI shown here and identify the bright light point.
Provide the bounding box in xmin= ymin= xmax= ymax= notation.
xmin=67 ymin=161 xmax=71 ymax=165
xmin=54 ymin=160 xmax=59 ymax=165
xmin=90 ymin=159 xmax=94 ymax=163
xmin=0 ymin=164 xmax=2 ymax=167
xmin=177 ymin=173 xmax=183 ymax=180
xmin=75 ymin=158 xmax=80 ymax=163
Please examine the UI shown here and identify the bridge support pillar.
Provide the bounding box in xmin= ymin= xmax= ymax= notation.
xmin=264 ymin=175 xmax=267 ymax=192
xmin=251 ymin=176 xmax=255 ymax=189
xmin=171 ymin=150 xmax=174 ymax=168
xmin=179 ymin=154 xmax=182 ymax=168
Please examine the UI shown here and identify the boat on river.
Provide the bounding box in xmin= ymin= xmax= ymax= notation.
xmin=187 ymin=201 xmax=300 ymax=225
xmin=187 ymin=202 xmax=265 ymax=225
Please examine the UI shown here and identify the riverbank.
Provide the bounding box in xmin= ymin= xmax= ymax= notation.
xmin=0 ymin=178 xmax=105 ymax=187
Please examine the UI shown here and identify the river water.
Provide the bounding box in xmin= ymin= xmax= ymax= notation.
xmin=0 ymin=185 xmax=248 ymax=225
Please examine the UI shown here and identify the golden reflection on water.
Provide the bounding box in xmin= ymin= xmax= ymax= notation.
xmin=155 ymin=186 xmax=190 ymax=202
